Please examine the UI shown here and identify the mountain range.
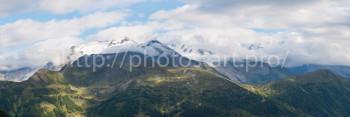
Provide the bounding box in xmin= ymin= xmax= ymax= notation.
xmin=290 ymin=64 xmax=350 ymax=78
xmin=1 ymin=38 xmax=350 ymax=116
xmin=1 ymin=61 xmax=350 ymax=116
xmin=2 ymin=38 xmax=349 ymax=84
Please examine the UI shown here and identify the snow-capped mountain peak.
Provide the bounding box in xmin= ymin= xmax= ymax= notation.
xmin=197 ymin=49 xmax=213 ymax=55
xmin=67 ymin=38 xmax=181 ymax=64
xmin=68 ymin=37 xmax=138 ymax=60
xmin=139 ymin=40 xmax=179 ymax=56
xmin=166 ymin=42 xmax=215 ymax=61
xmin=108 ymin=37 xmax=137 ymax=47
xmin=144 ymin=40 xmax=162 ymax=46
xmin=240 ymin=43 xmax=264 ymax=51
xmin=2 ymin=38 xmax=196 ymax=82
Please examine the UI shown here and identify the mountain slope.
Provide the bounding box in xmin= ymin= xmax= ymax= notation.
xmin=253 ymin=70 xmax=350 ymax=116
xmin=167 ymin=43 xmax=214 ymax=61
xmin=1 ymin=38 xmax=197 ymax=82
xmin=69 ymin=38 xmax=180 ymax=63
xmin=3 ymin=64 xmax=350 ymax=116
xmin=212 ymin=61 xmax=294 ymax=84
xmin=0 ymin=110 xmax=8 ymax=117
xmin=0 ymin=64 xmax=295 ymax=117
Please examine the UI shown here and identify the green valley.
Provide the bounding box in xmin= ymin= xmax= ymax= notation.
xmin=0 ymin=64 xmax=350 ymax=117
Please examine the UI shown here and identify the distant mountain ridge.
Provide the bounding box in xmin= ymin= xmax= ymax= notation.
xmin=289 ymin=64 xmax=350 ymax=78
xmin=212 ymin=61 xmax=294 ymax=84
xmin=0 ymin=67 xmax=40 ymax=81
xmin=2 ymin=38 xmax=350 ymax=85
xmin=1 ymin=38 xmax=198 ymax=81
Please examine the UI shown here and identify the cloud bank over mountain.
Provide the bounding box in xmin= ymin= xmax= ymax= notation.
xmin=0 ymin=0 xmax=350 ymax=70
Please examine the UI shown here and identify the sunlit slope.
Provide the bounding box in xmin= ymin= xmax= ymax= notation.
xmin=0 ymin=65 xmax=294 ymax=117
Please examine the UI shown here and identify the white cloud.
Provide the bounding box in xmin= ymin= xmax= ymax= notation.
xmin=1 ymin=0 xmax=350 ymax=71
xmin=0 ymin=20 xmax=183 ymax=70
xmin=148 ymin=0 xmax=350 ymax=66
xmin=86 ymin=21 xmax=184 ymax=43
xmin=0 ymin=0 xmax=147 ymax=15
xmin=151 ymin=1 xmax=350 ymax=29
xmin=0 ymin=37 xmax=83 ymax=70
xmin=86 ymin=24 xmax=157 ymax=43
xmin=0 ymin=11 xmax=126 ymax=50
xmin=0 ymin=0 xmax=34 ymax=16
xmin=0 ymin=11 xmax=126 ymax=70
xmin=38 ymin=0 xmax=146 ymax=14
xmin=152 ymin=27 xmax=350 ymax=67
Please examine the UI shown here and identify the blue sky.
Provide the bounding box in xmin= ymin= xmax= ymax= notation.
xmin=0 ymin=1 xmax=185 ymax=24
xmin=0 ymin=0 xmax=185 ymax=37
